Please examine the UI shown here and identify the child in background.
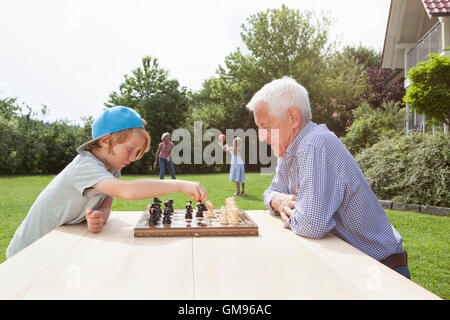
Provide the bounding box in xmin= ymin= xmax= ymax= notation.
xmin=6 ymin=106 xmax=207 ymax=259
xmin=220 ymin=137 xmax=246 ymax=196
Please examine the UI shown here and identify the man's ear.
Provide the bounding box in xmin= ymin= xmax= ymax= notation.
xmin=287 ymin=108 xmax=302 ymax=127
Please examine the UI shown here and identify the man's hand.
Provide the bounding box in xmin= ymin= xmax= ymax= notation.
xmin=270 ymin=193 xmax=296 ymax=223
xmin=85 ymin=208 xmax=108 ymax=233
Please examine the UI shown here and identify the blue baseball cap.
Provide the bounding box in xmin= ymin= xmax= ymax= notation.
xmin=77 ymin=106 xmax=144 ymax=153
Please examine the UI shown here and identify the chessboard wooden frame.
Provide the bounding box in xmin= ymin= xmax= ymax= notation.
xmin=134 ymin=208 xmax=258 ymax=237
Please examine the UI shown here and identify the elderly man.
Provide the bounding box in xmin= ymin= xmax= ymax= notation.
xmin=246 ymin=77 xmax=410 ymax=279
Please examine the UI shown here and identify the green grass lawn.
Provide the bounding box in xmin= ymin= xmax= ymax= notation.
xmin=0 ymin=174 xmax=448 ymax=299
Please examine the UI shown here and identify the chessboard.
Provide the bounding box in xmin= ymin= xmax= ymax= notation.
xmin=134 ymin=198 xmax=258 ymax=237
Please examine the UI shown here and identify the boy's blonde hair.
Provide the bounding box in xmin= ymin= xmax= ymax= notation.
xmin=85 ymin=120 xmax=151 ymax=160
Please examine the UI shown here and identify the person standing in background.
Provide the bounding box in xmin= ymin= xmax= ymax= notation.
xmin=154 ymin=132 xmax=176 ymax=179
xmin=220 ymin=137 xmax=246 ymax=196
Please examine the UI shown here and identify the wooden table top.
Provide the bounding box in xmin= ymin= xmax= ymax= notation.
xmin=0 ymin=210 xmax=440 ymax=300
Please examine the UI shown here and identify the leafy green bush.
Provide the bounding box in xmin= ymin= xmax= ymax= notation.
xmin=341 ymin=101 xmax=406 ymax=155
xmin=356 ymin=132 xmax=450 ymax=207
xmin=0 ymin=98 xmax=92 ymax=175
xmin=403 ymin=52 xmax=450 ymax=126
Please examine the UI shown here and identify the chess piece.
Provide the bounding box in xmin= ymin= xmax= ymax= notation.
xmin=225 ymin=197 xmax=236 ymax=209
xmin=163 ymin=207 xmax=172 ymax=225
xmin=230 ymin=207 xmax=240 ymax=225
xmin=219 ymin=206 xmax=229 ymax=225
xmin=196 ymin=201 xmax=206 ymax=219
xmin=149 ymin=205 xmax=158 ymax=225
xmin=205 ymin=201 xmax=215 ymax=220
xmin=185 ymin=202 xmax=193 ymax=223
xmin=162 ymin=201 xmax=172 ymax=225
xmin=164 ymin=199 xmax=174 ymax=216
xmin=154 ymin=202 xmax=162 ymax=221
xmin=167 ymin=199 xmax=174 ymax=215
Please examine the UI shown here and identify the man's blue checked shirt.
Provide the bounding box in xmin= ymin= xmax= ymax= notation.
xmin=263 ymin=121 xmax=404 ymax=261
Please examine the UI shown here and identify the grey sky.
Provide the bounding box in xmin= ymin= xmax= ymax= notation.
xmin=0 ymin=0 xmax=391 ymax=123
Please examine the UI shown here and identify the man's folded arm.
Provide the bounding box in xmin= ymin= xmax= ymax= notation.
xmin=284 ymin=145 xmax=344 ymax=239
xmin=262 ymin=160 xmax=289 ymax=215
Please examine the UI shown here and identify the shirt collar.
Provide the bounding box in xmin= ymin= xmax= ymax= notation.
xmin=284 ymin=121 xmax=315 ymax=158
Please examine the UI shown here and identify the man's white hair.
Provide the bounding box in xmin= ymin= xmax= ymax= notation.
xmin=246 ymin=76 xmax=312 ymax=123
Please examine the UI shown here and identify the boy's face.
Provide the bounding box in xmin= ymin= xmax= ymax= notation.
xmin=105 ymin=129 xmax=147 ymax=171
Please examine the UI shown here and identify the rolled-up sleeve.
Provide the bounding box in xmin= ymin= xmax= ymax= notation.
xmin=284 ymin=145 xmax=344 ymax=239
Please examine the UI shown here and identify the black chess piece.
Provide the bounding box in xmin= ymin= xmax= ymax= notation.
xmin=167 ymin=199 xmax=174 ymax=215
xmin=163 ymin=207 xmax=171 ymax=225
xmin=185 ymin=203 xmax=193 ymax=221
xmin=149 ymin=206 xmax=158 ymax=225
xmin=154 ymin=201 xmax=162 ymax=220
xmin=196 ymin=201 xmax=206 ymax=218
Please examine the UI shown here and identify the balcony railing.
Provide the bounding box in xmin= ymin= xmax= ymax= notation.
xmin=406 ymin=22 xmax=442 ymax=72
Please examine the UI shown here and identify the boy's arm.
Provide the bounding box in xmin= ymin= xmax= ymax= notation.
xmin=85 ymin=197 xmax=113 ymax=233
xmin=93 ymin=178 xmax=207 ymax=203
xmin=97 ymin=196 xmax=113 ymax=221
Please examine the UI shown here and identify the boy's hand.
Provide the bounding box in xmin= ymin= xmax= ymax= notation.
xmin=180 ymin=181 xmax=208 ymax=204
xmin=85 ymin=208 xmax=107 ymax=233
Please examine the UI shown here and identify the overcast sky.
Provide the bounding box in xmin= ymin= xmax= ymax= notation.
xmin=0 ymin=0 xmax=391 ymax=123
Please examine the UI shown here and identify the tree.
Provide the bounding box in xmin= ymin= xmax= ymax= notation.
xmin=341 ymin=44 xmax=381 ymax=69
xmin=403 ymin=52 xmax=450 ymax=126
xmin=341 ymin=101 xmax=406 ymax=155
xmin=0 ymin=113 xmax=21 ymax=174
xmin=320 ymin=49 xmax=370 ymax=135
xmin=204 ymin=5 xmax=372 ymax=136
xmin=240 ymin=5 xmax=331 ymax=80
xmin=0 ymin=97 xmax=21 ymax=120
xmin=0 ymin=97 xmax=95 ymax=175
xmin=363 ymin=67 xmax=406 ymax=110
xmin=106 ymin=56 xmax=190 ymax=173
xmin=206 ymin=6 xmax=334 ymax=130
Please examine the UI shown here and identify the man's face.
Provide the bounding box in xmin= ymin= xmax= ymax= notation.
xmin=253 ymin=101 xmax=292 ymax=158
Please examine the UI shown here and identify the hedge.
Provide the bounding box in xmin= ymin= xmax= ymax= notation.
xmin=356 ymin=132 xmax=449 ymax=207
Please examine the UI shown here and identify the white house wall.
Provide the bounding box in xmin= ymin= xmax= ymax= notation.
xmin=383 ymin=0 xmax=439 ymax=69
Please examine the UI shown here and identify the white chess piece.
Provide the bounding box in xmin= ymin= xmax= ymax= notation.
xmin=230 ymin=207 xmax=240 ymax=225
xmin=206 ymin=201 xmax=215 ymax=219
xmin=219 ymin=206 xmax=229 ymax=225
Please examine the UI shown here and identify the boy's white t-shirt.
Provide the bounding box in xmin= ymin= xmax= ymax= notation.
xmin=6 ymin=151 xmax=120 ymax=259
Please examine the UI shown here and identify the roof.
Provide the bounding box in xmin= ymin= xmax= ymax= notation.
xmin=422 ymin=0 xmax=450 ymax=16
xmin=381 ymin=0 xmax=442 ymax=69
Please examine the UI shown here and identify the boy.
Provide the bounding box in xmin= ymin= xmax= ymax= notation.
xmin=6 ymin=106 xmax=207 ymax=258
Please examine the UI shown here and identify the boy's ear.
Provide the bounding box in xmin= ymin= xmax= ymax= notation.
xmin=98 ymin=134 xmax=111 ymax=147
